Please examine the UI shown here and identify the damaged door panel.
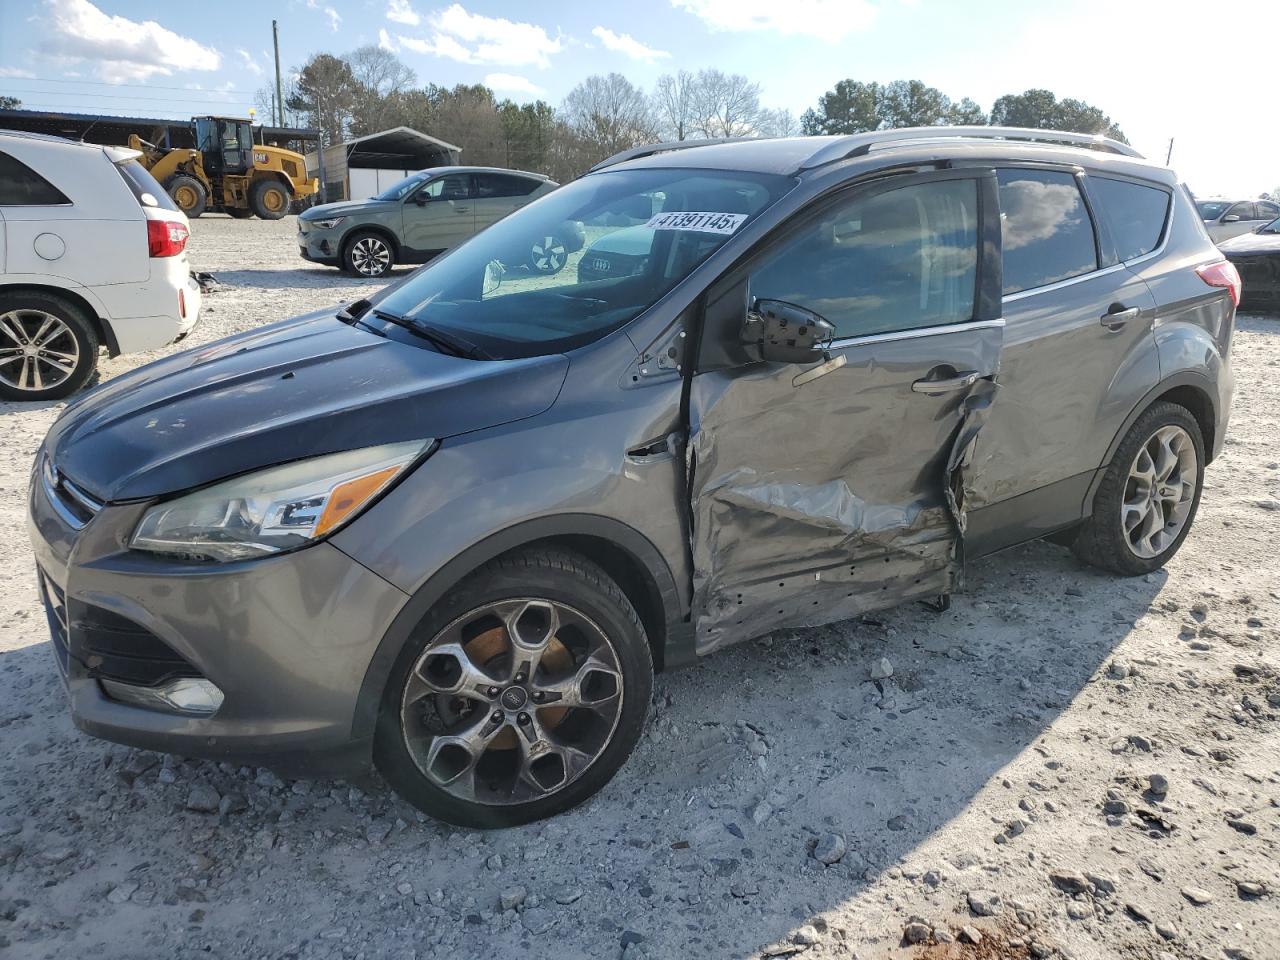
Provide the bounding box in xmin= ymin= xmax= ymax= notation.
xmin=688 ymin=322 xmax=1003 ymax=654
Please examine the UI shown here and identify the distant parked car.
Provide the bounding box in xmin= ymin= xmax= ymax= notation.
xmin=1219 ymin=216 xmax=1280 ymax=310
xmin=297 ymin=167 xmax=583 ymax=278
xmin=1198 ymin=197 xmax=1280 ymax=243
xmin=0 ymin=130 xmax=200 ymax=400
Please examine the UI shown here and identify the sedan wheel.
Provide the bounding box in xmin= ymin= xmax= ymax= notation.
xmin=529 ymin=236 xmax=567 ymax=275
xmin=1120 ymin=424 xmax=1198 ymax=559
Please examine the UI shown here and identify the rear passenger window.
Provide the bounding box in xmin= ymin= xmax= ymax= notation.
xmin=997 ymin=169 xmax=1097 ymax=295
xmin=749 ymin=178 xmax=978 ymax=339
xmin=1256 ymin=200 xmax=1280 ymax=221
xmin=476 ymin=174 xmax=540 ymax=198
xmin=1091 ymin=177 xmax=1170 ymax=262
xmin=0 ymin=151 xmax=71 ymax=205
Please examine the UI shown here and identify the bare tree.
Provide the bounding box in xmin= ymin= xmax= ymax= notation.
xmin=653 ymin=70 xmax=697 ymax=141
xmin=690 ymin=69 xmax=764 ymax=139
xmin=562 ymin=73 xmax=657 ymax=154
xmin=347 ymin=45 xmax=416 ymax=98
xmin=756 ymin=108 xmax=799 ymax=139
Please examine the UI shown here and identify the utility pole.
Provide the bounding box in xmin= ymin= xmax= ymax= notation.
xmin=272 ymin=19 xmax=284 ymax=128
xmin=1165 ymin=137 xmax=1174 ymax=166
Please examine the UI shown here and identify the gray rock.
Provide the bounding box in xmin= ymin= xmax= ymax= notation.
xmin=811 ymin=833 xmax=846 ymax=865
xmin=967 ymin=889 xmax=1001 ymax=916
xmin=40 ymin=846 xmax=74 ymax=865
xmin=793 ymin=925 xmax=820 ymax=946
xmin=185 ymin=782 xmax=221 ymax=813
xmin=485 ymin=854 xmax=503 ymax=870
xmin=1180 ymin=886 xmax=1213 ymax=905
xmin=1126 ymin=902 xmax=1153 ymax=922
xmin=870 ymin=657 xmax=894 ymax=680
xmin=1050 ymin=870 xmax=1089 ymax=895
xmin=959 ymin=925 xmax=983 ymax=944
xmin=218 ymin=792 xmax=248 ymax=815
xmin=903 ymin=921 xmax=931 ymax=944
xmin=552 ymin=886 xmax=583 ymax=905
xmin=1236 ymin=881 xmax=1267 ymax=898
xmin=1155 ymin=920 xmax=1179 ymax=940
xmin=0 ymin=817 xmax=21 ymax=838
xmin=1148 ymin=773 xmax=1169 ymax=796
xmin=749 ymin=799 xmax=773 ymax=825
xmin=500 ymin=885 xmax=527 ymax=911
xmin=0 ymin=841 xmax=20 ymax=866
xmin=106 ymin=881 xmax=139 ymax=904
xmin=521 ymin=907 xmax=555 ymax=934
xmin=1086 ymin=872 xmax=1117 ymax=895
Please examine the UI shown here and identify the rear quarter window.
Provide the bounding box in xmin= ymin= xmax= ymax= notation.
xmin=114 ymin=159 xmax=180 ymax=212
xmin=0 ymin=150 xmax=71 ymax=205
xmin=997 ymin=169 xmax=1099 ymax=295
xmin=1090 ymin=177 xmax=1171 ymax=262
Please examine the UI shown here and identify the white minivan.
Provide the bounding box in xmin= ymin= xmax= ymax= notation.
xmin=0 ymin=130 xmax=202 ymax=400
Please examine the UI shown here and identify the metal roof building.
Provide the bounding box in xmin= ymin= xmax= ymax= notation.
xmin=307 ymin=127 xmax=463 ymax=202
xmin=0 ymin=108 xmax=320 ymax=154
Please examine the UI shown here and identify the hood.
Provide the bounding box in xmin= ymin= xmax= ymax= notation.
xmin=301 ymin=199 xmax=390 ymax=220
xmin=44 ymin=310 xmax=569 ymax=502
xmin=1219 ymin=231 xmax=1280 ymax=254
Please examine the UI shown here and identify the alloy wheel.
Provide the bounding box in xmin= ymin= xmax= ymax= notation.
xmin=400 ymin=598 xmax=625 ymax=805
xmin=0 ymin=309 xmax=80 ymax=393
xmin=1121 ymin=424 xmax=1198 ymax=559
xmin=530 ymin=236 xmax=566 ymax=274
xmin=350 ymin=237 xmax=391 ymax=276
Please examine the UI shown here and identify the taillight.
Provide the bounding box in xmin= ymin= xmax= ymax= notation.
xmin=147 ymin=219 xmax=189 ymax=258
xmin=1196 ymin=260 xmax=1241 ymax=308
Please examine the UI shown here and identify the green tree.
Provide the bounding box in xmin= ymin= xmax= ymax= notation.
xmin=801 ymin=79 xmax=984 ymax=134
xmin=287 ymin=53 xmax=358 ymax=146
xmin=0 ymin=95 xmax=21 ymax=110
xmin=945 ymin=97 xmax=987 ymax=125
xmin=801 ymin=79 xmax=884 ymax=134
xmin=990 ymin=88 xmax=1126 ymax=142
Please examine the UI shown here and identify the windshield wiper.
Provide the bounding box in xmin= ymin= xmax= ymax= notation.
xmin=371 ymin=310 xmax=493 ymax=360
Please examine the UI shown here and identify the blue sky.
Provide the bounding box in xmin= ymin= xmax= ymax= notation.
xmin=1 ymin=0 xmax=1277 ymax=195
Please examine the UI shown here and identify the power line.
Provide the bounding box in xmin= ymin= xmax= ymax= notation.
xmin=1 ymin=88 xmax=248 ymax=105
xmin=3 ymin=75 xmax=261 ymax=95
xmin=12 ymin=103 xmax=230 ymax=119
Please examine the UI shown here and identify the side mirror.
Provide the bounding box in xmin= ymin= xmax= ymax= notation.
xmin=1222 ymin=214 xmax=1240 ymax=223
xmin=741 ymin=298 xmax=836 ymax=364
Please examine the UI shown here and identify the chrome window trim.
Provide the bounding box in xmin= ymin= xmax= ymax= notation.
xmin=1002 ymin=263 xmax=1126 ymax=303
xmin=830 ymin=317 xmax=1005 ymax=350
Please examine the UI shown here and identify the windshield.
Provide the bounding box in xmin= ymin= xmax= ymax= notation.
xmin=374 ymin=172 xmax=431 ymax=201
xmin=1261 ymin=217 xmax=1280 ymax=234
xmin=1197 ymin=200 xmax=1231 ymax=220
xmin=373 ymin=167 xmax=793 ymax=358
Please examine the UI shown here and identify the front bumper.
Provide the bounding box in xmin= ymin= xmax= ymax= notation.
xmin=28 ymin=463 xmax=408 ymax=777
xmin=297 ymin=226 xmax=341 ymax=266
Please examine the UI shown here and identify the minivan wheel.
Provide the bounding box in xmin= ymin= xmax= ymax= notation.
xmin=0 ymin=292 xmax=98 ymax=401
xmin=1071 ymin=402 xmax=1205 ymax=576
xmin=374 ymin=549 xmax=653 ymax=827
xmin=343 ymin=232 xmax=395 ymax=277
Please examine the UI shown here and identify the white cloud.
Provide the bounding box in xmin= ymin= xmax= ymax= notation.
xmin=484 ymin=72 xmax=545 ymax=96
xmin=38 ymin=0 xmax=221 ymax=81
xmin=670 ymin=0 xmax=877 ymax=41
xmin=590 ymin=26 xmax=669 ymax=63
xmin=0 ymin=66 xmax=37 ymax=79
xmin=324 ymin=6 xmax=341 ymax=32
xmin=236 ymin=48 xmax=263 ymax=76
xmin=398 ymin=4 xmax=562 ymax=69
xmin=386 ymin=0 xmax=420 ymax=26
xmin=378 ymin=28 xmax=398 ymax=52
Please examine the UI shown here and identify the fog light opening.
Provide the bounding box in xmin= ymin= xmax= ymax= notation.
xmin=100 ymin=677 xmax=225 ymax=717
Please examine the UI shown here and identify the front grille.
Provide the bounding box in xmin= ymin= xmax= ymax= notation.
xmin=40 ymin=457 xmax=103 ymax=530
xmin=38 ymin=569 xmax=69 ymax=678
xmin=72 ymin=603 xmax=202 ymax=687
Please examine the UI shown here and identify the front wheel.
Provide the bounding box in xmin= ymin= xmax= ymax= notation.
xmin=249 ymin=179 xmax=290 ymax=220
xmin=374 ymin=549 xmax=653 ymax=827
xmin=0 ymin=292 xmax=99 ymax=401
xmin=1071 ymin=402 xmax=1205 ymax=575
xmin=165 ymin=174 xmax=207 ymax=219
xmin=343 ymin=232 xmax=395 ymax=278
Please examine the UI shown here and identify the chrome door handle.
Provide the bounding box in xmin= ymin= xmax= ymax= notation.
xmin=911 ymin=371 xmax=980 ymax=395
xmin=1101 ymin=306 xmax=1140 ymax=328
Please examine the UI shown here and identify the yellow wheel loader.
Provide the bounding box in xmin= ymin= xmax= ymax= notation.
xmin=128 ymin=116 xmax=317 ymax=220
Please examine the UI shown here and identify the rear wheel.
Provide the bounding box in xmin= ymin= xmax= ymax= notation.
xmin=0 ymin=292 xmax=98 ymax=401
xmin=374 ymin=549 xmax=653 ymax=827
xmin=528 ymin=234 xmax=568 ymax=275
xmin=343 ymin=231 xmax=395 ymax=277
xmin=165 ymin=174 xmax=207 ymax=219
xmin=249 ymin=179 xmax=290 ymax=220
xmin=1072 ymin=402 xmax=1205 ymax=575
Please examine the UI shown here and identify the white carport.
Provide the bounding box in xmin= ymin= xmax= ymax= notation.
xmin=306 ymin=127 xmax=463 ymax=202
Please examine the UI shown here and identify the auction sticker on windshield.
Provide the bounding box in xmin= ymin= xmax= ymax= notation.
xmin=644 ymin=211 xmax=747 ymax=235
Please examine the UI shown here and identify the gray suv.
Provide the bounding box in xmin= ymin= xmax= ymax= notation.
xmin=30 ymin=127 xmax=1238 ymax=827
xmin=298 ymin=166 xmax=573 ymax=278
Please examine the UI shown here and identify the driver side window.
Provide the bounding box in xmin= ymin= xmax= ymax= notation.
xmin=749 ymin=178 xmax=979 ymax=340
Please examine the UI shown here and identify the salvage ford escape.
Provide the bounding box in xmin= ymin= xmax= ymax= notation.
xmin=29 ymin=127 xmax=1237 ymax=827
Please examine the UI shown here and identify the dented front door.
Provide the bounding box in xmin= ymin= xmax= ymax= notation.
xmin=687 ymin=170 xmax=1004 ymax=654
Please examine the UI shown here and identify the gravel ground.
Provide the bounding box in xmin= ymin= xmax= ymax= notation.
xmin=1 ymin=215 xmax=1277 ymax=960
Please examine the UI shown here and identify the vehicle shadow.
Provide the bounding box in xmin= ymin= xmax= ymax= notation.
xmin=0 ymin=537 xmax=1164 ymax=959
xmin=207 ymin=267 xmax=416 ymax=291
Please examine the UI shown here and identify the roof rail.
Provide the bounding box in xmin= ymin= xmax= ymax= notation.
xmin=588 ymin=137 xmax=753 ymax=173
xmin=800 ymin=126 xmax=1143 ymax=170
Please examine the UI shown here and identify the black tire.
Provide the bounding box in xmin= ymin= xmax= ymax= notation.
xmin=227 ymin=208 xmax=254 ymax=220
xmin=342 ymin=231 xmax=396 ymax=277
xmin=1071 ymin=402 xmax=1205 ymax=576
xmin=527 ymin=233 xmax=569 ymax=275
xmin=249 ymin=179 xmax=290 ymax=220
xmin=0 ymin=291 xmax=99 ymax=401
xmin=374 ymin=548 xmax=653 ymax=828
xmin=164 ymin=174 xmax=207 ymax=219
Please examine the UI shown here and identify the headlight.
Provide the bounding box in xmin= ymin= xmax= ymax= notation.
xmin=130 ymin=440 xmax=431 ymax=562
xmin=311 ymin=216 xmax=346 ymax=230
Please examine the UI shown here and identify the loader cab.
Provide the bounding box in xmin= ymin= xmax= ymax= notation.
xmin=194 ymin=117 xmax=254 ymax=176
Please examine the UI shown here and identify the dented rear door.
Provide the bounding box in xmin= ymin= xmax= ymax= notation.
xmin=687 ymin=169 xmax=1004 ymax=655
